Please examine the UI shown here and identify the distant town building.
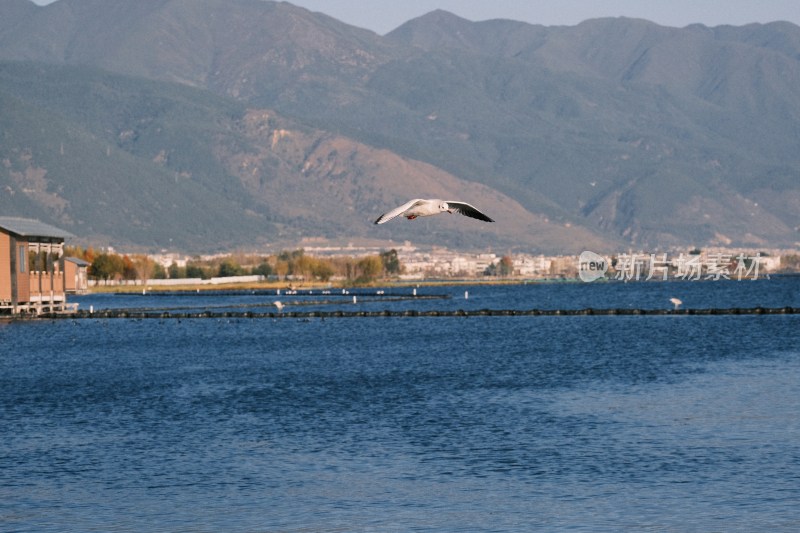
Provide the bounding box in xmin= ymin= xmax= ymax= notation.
xmin=0 ymin=217 xmax=75 ymax=315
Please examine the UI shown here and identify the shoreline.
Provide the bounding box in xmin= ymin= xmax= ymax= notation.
xmin=86 ymin=277 xmax=579 ymax=294
xmin=85 ymin=273 xmax=798 ymax=294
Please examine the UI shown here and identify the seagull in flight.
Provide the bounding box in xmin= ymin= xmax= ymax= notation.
xmin=374 ymin=199 xmax=494 ymax=224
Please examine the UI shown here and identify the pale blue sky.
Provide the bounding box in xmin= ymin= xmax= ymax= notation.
xmin=29 ymin=0 xmax=800 ymax=35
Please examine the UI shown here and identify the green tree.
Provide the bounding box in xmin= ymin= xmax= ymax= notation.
xmin=28 ymin=250 xmax=39 ymax=272
xmin=252 ymin=262 xmax=273 ymax=277
xmin=380 ymin=249 xmax=401 ymax=275
xmin=278 ymin=249 xmax=304 ymax=262
xmin=186 ymin=263 xmax=210 ymax=279
xmin=168 ymin=262 xmax=185 ymax=279
xmin=90 ymin=253 xmax=124 ymax=282
xmin=152 ymin=262 xmax=167 ymax=279
xmin=218 ymin=259 xmax=243 ymax=277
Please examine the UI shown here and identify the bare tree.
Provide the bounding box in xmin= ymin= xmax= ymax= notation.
xmin=132 ymin=254 xmax=154 ymax=292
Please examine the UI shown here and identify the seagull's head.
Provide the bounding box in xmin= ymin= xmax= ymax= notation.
xmin=440 ymin=201 xmax=451 ymax=214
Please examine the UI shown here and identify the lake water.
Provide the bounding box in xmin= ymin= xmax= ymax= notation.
xmin=2 ymin=278 xmax=799 ymax=531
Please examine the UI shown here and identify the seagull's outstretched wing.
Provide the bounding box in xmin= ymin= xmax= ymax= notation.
xmin=374 ymin=199 xmax=425 ymax=224
xmin=445 ymin=201 xmax=494 ymax=222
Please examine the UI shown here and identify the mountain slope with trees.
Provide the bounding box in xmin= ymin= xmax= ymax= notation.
xmin=1 ymin=0 xmax=799 ymax=250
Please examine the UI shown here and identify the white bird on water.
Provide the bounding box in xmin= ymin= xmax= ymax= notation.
xmin=670 ymin=298 xmax=682 ymax=310
xmin=374 ymin=199 xmax=494 ymax=224
xmin=273 ymin=301 xmax=284 ymax=313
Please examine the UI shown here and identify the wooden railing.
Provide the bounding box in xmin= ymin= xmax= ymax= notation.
xmin=27 ymin=272 xmax=66 ymax=300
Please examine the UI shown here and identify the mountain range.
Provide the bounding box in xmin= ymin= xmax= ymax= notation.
xmin=2 ymin=0 xmax=799 ymax=252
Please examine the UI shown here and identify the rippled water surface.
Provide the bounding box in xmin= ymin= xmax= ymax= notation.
xmin=2 ymin=279 xmax=799 ymax=531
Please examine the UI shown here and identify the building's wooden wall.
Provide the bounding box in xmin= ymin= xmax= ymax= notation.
xmin=0 ymin=231 xmax=10 ymax=301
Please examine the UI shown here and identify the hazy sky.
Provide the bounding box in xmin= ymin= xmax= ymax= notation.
xmin=29 ymin=0 xmax=800 ymax=35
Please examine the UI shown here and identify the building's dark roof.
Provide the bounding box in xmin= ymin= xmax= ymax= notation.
xmin=0 ymin=217 xmax=73 ymax=239
xmin=65 ymin=257 xmax=91 ymax=267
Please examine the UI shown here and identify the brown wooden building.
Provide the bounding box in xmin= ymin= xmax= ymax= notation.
xmin=64 ymin=257 xmax=90 ymax=294
xmin=0 ymin=217 xmax=75 ymax=315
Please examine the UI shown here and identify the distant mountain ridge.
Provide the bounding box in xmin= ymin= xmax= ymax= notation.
xmin=1 ymin=0 xmax=799 ymax=251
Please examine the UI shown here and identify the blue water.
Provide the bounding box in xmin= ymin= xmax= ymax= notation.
xmin=2 ymin=279 xmax=800 ymax=531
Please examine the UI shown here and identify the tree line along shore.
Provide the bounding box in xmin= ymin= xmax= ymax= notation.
xmin=66 ymin=246 xmax=800 ymax=293
xmin=68 ymin=247 xmax=403 ymax=290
